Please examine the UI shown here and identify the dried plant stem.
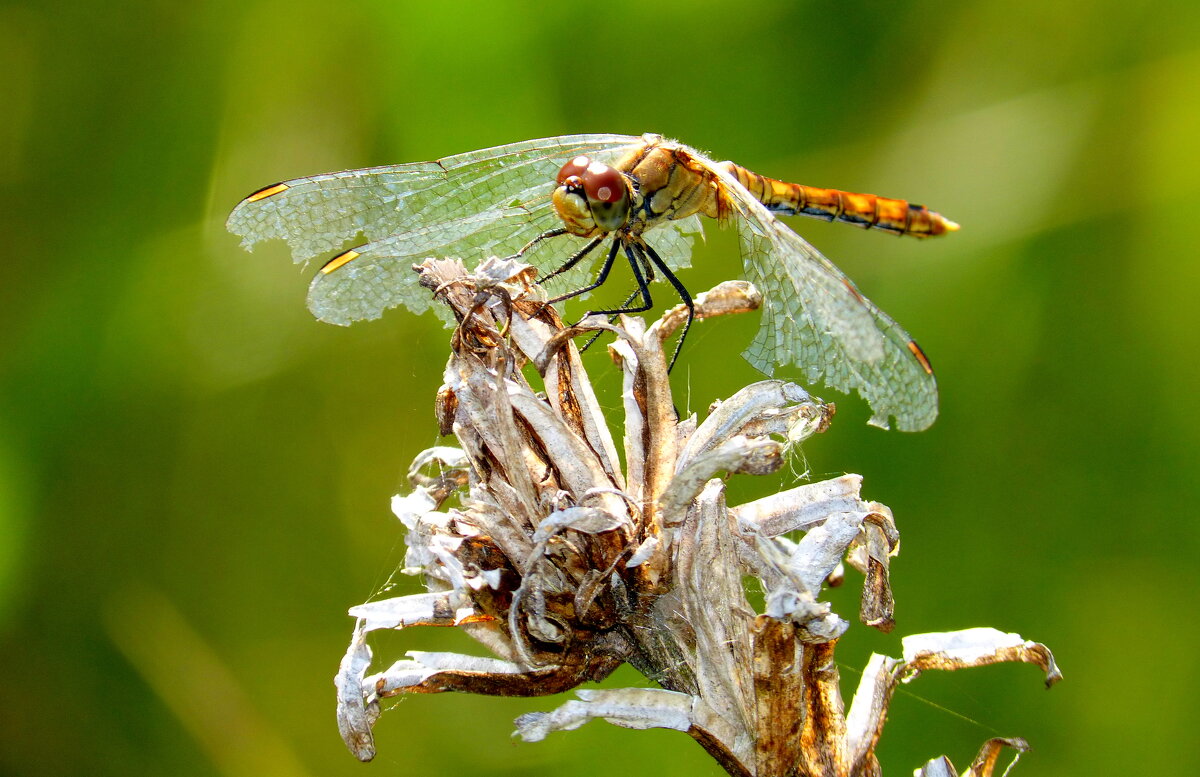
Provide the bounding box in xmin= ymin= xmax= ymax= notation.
xmin=334 ymin=258 xmax=1061 ymax=777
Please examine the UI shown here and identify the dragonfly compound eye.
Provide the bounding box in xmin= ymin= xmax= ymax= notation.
xmin=581 ymin=162 xmax=625 ymax=204
xmin=557 ymin=155 xmax=592 ymax=186
xmin=578 ymin=162 xmax=630 ymax=232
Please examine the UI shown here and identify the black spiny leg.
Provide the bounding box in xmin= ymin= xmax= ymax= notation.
xmin=543 ymin=235 xmax=692 ymax=373
xmin=639 ymin=238 xmax=694 ymax=372
xmin=551 ymin=238 xmax=656 ymax=355
xmin=547 ymin=238 xmax=624 ymax=304
xmin=577 ymin=284 xmax=644 ymax=354
xmin=514 ymin=228 xmax=568 ymax=258
xmin=579 ymin=239 xmax=655 ymax=317
xmin=567 ymin=240 xmax=657 ymax=353
xmin=538 ymin=235 xmax=604 ymax=287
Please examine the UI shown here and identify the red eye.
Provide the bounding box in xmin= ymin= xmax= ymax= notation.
xmin=557 ymin=155 xmax=591 ymax=185
xmin=582 ymin=162 xmax=625 ymax=203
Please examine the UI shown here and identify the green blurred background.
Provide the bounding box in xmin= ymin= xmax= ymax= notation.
xmin=2 ymin=0 xmax=1196 ymax=774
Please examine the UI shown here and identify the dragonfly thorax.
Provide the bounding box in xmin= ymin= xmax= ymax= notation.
xmin=552 ymin=156 xmax=634 ymax=237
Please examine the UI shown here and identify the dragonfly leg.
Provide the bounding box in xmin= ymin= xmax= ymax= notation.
xmin=513 ymin=227 xmax=568 ymax=258
xmin=572 ymin=241 xmax=659 ymax=352
xmin=577 ymin=285 xmax=643 ymax=354
xmin=547 ymin=238 xmax=623 ymax=304
xmin=553 ymin=239 xmax=656 ymax=351
xmin=579 ymin=240 xmax=654 ymax=315
xmin=538 ymin=235 xmax=604 ymax=286
xmin=639 ymin=239 xmax=693 ymax=373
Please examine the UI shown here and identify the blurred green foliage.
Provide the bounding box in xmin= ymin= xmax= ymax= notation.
xmin=1 ymin=0 xmax=1197 ymax=775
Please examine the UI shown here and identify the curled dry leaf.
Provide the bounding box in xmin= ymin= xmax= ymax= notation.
xmin=334 ymin=257 xmax=1060 ymax=776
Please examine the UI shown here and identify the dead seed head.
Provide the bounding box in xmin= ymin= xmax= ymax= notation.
xmin=335 ymin=258 xmax=1060 ymax=776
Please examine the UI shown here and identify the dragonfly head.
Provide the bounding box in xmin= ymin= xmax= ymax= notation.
xmin=552 ymin=155 xmax=632 ymax=236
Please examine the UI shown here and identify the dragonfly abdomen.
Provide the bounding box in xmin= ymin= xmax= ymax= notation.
xmin=720 ymin=162 xmax=958 ymax=238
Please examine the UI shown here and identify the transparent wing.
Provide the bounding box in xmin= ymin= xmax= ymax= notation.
xmin=304 ymin=186 xmax=702 ymax=326
xmin=700 ymin=151 xmax=938 ymax=431
xmin=227 ymin=134 xmax=659 ymax=324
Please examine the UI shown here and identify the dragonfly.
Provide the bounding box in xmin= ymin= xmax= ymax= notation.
xmin=228 ymin=133 xmax=957 ymax=431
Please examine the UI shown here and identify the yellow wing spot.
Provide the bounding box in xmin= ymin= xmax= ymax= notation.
xmin=907 ymin=340 xmax=935 ymax=375
xmin=246 ymin=182 xmax=290 ymax=202
xmin=321 ymin=249 xmax=360 ymax=274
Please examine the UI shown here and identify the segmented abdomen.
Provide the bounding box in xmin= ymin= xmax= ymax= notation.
xmin=720 ymin=161 xmax=958 ymax=238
